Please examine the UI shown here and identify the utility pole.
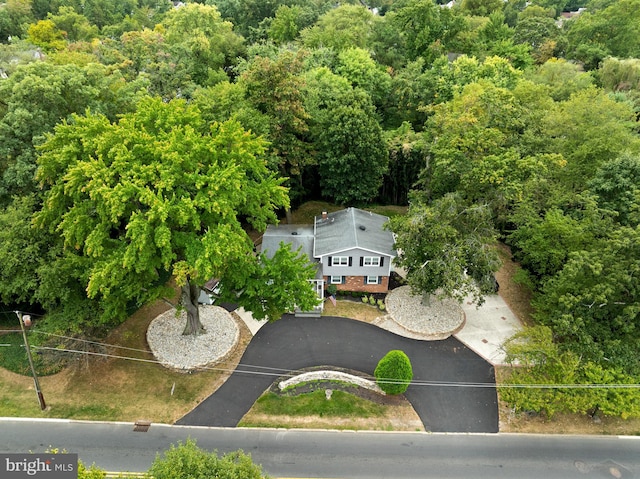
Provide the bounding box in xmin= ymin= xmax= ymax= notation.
xmin=16 ymin=311 xmax=46 ymax=410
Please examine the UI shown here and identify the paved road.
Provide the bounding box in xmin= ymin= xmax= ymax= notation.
xmin=177 ymin=315 xmax=498 ymax=433
xmin=2 ymin=419 xmax=639 ymax=478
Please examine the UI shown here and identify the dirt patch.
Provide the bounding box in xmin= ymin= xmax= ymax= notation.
xmin=499 ymin=399 xmax=640 ymax=435
xmin=241 ymin=407 xmax=424 ymax=432
xmin=495 ymin=243 xmax=535 ymax=326
xmin=321 ymin=300 xmax=383 ymax=323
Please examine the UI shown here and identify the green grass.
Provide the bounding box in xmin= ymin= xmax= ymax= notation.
xmin=290 ymin=201 xmax=344 ymax=224
xmin=0 ymin=332 xmax=62 ymax=376
xmin=0 ymin=299 xmax=230 ymax=424
xmin=48 ymin=404 xmax=122 ymax=421
xmin=367 ymin=204 xmax=408 ymax=218
xmin=250 ymin=390 xmax=386 ymax=418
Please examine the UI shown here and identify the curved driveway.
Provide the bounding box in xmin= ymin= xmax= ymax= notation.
xmin=176 ymin=315 xmax=498 ymax=433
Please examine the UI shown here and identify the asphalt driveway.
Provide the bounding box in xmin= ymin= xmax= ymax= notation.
xmin=176 ymin=315 xmax=498 ymax=433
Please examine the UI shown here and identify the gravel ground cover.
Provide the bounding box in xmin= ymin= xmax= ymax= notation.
xmin=147 ymin=305 xmax=239 ymax=370
xmin=385 ymin=286 xmax=465 ymax=339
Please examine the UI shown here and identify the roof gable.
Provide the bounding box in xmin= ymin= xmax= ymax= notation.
xmin=313 ymin=207 xmax=396 ymax=258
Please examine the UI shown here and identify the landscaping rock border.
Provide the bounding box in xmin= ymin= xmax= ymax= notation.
xmin=279 ymin=370 xmax=385 ymax=395
xmin=147 ymin=305 xmax=239 ymax=371
xmin=385 ymin=286 xmax=465 ymax=340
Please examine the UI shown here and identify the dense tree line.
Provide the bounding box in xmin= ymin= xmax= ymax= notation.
xmin=0 ymin=0 xmax=639 ymax=416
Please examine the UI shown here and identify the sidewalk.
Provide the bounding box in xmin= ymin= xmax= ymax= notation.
xmin=233 ymin=306 xmax=264 ymax=335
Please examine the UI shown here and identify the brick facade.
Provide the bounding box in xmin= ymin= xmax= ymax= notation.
xmin=325 ymin=275 xmax=389 ymax=293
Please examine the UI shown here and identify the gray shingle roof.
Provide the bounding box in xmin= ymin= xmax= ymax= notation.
xmin=261 ymin=225 xmax=315 ymax=260
xmin=313 ymin=207 xmax=396 ymax=258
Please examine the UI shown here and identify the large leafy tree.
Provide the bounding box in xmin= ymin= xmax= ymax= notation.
xmin=424 ymin=79 xmax=543 ymax=213
xmin=159 ymin=3 xmax=244 ymax=89
xmin=0 ymin=61 xmax=144 ymax=204
xmin=303 ymin=67 xmax=388 ymax=205
xmin=513 ymin=15 xmax=565 ymax=64
xmin=35 ymin=97 xmax=318 ymax=335
xmin=0 ymin=195 xmax=49 ymax=305
xmin=508 ymin=195 xmax=608 ymax=282
xmin=316 ymin=96 xmax=388 ymax=205
xmin=526 ymin=58 xmax=593 ymax=101
xmin=389 ymin=193 xmax=501 ymax=305
xmin=542 ymin=86 xmax=640 ymax=190
xmin=389 ymin=0 xmax=467 ymax=63
xmin=533 ymin=226 xmax=640 ymax=374
xmin=46 ymin=6 xmax=99 ymax=42
xmin=239 ymin=51 xmax=312 ymax=205
xmin=335 ymin=47 xmax=392 ymax=114
xmin=210 ymin=0 xmax=300 ymax=39
xmin=588 ymin=153 xmax=640 ymax=227
xmin=300 ymin=4 xmax=381 ymax=52
xmin=0 ymin=0 xmax=34 ymax=41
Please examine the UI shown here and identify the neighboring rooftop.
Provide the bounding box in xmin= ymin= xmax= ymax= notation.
xmin=261 ymin=224 xmax=315 ymax=261
xmin=313 ymin=207 xmax=395 ymax=258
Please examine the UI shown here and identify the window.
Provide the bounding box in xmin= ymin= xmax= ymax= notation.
xmin=331 ymin=256 xmax=349 ymax=266
xmin=363 ymin=256 xmax=380 ymax=266
xmin=366 ymin=276 xmax=380 ymax=285
xmin=330 ymin=276 xmax=344 ymax=284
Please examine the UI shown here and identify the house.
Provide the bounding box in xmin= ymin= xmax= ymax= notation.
xmin=261 ymin=207 xmax=397 ymax=297
xmin=314 ymin=208 xmax=396 ymax=293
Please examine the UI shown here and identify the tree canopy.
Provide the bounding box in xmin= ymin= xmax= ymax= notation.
xmin=35 ymin=97 xmax=317 ymax=333
xmin=390 ymin=193 xmax=501 ymax=305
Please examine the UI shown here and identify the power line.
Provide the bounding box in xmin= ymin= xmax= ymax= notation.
xmin=32 ymin=346 xmax=640 ymax=390
xmin=34 ymin=346 xmax=303 ymax=378
xmin=29 ymin=331 xmax=155 ymax=355
xmin=2 ymin=327 xmax=313 ymax=375
xmin=8 ymin=311 xmax=640 ymax=390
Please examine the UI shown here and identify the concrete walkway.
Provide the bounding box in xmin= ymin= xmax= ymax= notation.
xmin=456 ymin=294 xmax=524 ymax=366
xmin=233 ymin=306 xmax=264 ymax=335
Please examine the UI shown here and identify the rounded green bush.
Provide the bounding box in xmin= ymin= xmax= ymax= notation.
xmin=374 ymin=350 xmax=413 ymax=395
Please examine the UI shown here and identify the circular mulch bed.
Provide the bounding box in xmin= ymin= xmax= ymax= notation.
xmin=386 ymin=286 xmax=465 ymax=339
xmin=147 ymin=305 xmax=239 ymax=371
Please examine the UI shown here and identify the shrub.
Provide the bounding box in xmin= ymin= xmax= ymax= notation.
xmin=361 ymin=296 xmax=368 ymax=303
xmin=149 ymin=439 xmax=266 ymax=479
xmin=326 ymin=284 xmax=337 ymax=296
xmin=374 ymin=350 xmax=413 ymax=395
xmin=368 ymin=295 xmax=376 ymax=305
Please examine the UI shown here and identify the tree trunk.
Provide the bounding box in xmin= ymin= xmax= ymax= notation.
xmin=182 ymin=280 xmax=205 ymax=336
xmin=285 ymin=207 xmax=293 ymax=225
xmin=421 ymin=291 xmax=432 ymax=307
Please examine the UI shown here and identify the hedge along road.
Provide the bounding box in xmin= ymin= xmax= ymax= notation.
xmin=176 ymin=315 xmax=498 ymax=433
